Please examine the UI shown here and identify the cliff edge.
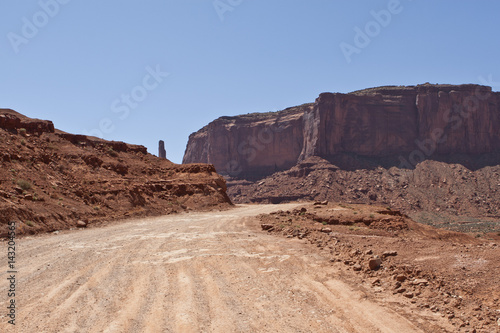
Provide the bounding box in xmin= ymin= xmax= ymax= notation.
xmin=183 ymin=84 xmax=500 ymax=179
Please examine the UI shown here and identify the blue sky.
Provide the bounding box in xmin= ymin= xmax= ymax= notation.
xmin=1 ymin=0 xmax=499 ymax=163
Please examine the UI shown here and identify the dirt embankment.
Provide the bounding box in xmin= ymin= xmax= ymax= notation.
xmin=259 ymin=202 xmax=500 ymax=333
xmin=0 ymin=109 xmax=231 ymax=237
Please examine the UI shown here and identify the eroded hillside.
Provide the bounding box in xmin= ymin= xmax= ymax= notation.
xmin=0 ymin=109 xmax=231 ymax=237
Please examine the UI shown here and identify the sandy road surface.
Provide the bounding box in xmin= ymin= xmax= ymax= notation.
xmin=1 ymin=204 xmax=440 ymax=332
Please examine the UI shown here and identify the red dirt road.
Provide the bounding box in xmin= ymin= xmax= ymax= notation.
xmin=0 ymin=204 xmax=453 ymax=332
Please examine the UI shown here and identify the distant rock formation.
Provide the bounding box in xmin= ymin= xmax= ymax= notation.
xmin=183 ymin=104 xmax=312 ymax=178
xmin=183 ymin=84 xmax=500 ymax=179
xmin=159 ymin=140 xmax=166 ymax=159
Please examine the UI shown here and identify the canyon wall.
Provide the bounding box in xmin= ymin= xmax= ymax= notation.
xmin=183 ymin=84 xmax=500 ymax=179
xmin=183 ymin=104 xmax=312 ymax=178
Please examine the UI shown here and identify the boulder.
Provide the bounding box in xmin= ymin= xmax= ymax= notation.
xmin=368 ymin=257 xmax=382 ymax=270
xmin=76 ymin=220 xmax=87 ymax=228
xmin=412 ymin=279 xmax=428 ymax=286
xmin=403 ymin=292 xmax=414 ymax=298
xmin=382 ymin=251 xmax=398 ymax=258
xmin=396 ymin=274 xmax=406 ymax=282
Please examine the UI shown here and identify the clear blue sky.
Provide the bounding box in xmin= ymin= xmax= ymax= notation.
xmin=1 ymin=0 xmax=499 ymax=163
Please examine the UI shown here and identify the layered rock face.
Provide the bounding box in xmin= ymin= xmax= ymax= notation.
xmin=0 ymin=109 xmax=55 ymax=134
xmin=183 ymin=104 xmax=312 ymax=178
xmin=304 ymin=84 xmax=500 ymax=166
xmin=183 ymin=84 xmax=500 ymax=178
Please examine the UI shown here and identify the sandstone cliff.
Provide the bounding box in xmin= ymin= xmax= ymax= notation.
xmin=183 ymin=104 xmax=312 ymax=178
xmin=183 ymin=84 xmax=500 ymax=179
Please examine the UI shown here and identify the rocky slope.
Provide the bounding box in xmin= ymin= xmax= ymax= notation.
xmin=0 ymin=109 xmax=231 ymax=237
xmin=258 ymin=203 xmax=500 ymax=332
xmin=183 ymin=84 xmax=500 ymax=179
xmin=228 ymin=157 xmax=500 ymax=233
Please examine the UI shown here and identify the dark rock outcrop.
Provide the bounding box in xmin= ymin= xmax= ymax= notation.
xmin=159 ymin=140 xmax=166 ymax=159
xmin=183 ymin=84 xmax=500 ymax=179
xmin=0 ymin=109 xmax=55 ymax=135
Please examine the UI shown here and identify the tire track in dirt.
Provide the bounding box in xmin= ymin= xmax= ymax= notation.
xmin=199 ymin=266 xmax=238 ymax=332
xmin=173 ymin=267 xmax=200 ymax=333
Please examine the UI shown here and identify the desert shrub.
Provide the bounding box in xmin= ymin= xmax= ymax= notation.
xmin=107 ymin=147 xmax=118 ymax=157
xmin=18 ymin=128 xmax=27 ymax=136
xmin=16 ymin=179 xmax=32 ymax=191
